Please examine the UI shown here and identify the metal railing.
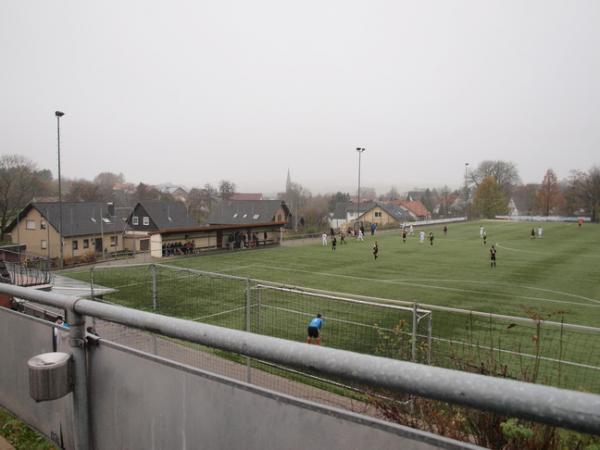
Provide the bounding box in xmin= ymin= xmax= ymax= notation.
xmin=1 ymin=282 xmax=599 ymax=441
xmin=2 ymin=261 xmax=52 ymax=286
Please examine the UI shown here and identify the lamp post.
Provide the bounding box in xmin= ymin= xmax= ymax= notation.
xmin=356 ymin=147 xmax=366 ymax=228
xmin=55 ymin=111 xmax=65 ymax=269
xmin=464 ymin=162 xmax=470 ymax=199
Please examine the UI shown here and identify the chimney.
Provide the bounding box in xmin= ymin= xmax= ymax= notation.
xmin=107 ymin=202 xmax=115 ymax=217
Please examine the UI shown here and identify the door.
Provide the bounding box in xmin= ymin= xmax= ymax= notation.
xmin=95 ymin=238 xmax=103 ymax=253
xmin=140 ymin=239 xmax=150 ymax=252
xmin=216 ymin=231 xmax=223 ymax=249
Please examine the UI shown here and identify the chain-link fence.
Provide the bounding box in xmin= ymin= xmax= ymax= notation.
xmin=73 ymin=263 xmax=600 ymax=395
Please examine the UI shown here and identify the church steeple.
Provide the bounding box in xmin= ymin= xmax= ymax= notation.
xmin=286 ymin=168 xmax=292 ymax=193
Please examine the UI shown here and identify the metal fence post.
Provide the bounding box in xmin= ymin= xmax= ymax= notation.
xmin=427 ymin=312 xmax=432 ymax=365
xmin=412 ymin=302 xmax=418 ymax=362
xmin=245 ymin=278 xmax=252 ymax=383
xmin=151 ymin=264 xmax=157 ymax=312
xmin=90 ymin=266 xmax=95 ymax=300
xmin=256 ymin=287 xmax=261 ymax=334
xmin=66 ymin=308 xmax=90 ymax=450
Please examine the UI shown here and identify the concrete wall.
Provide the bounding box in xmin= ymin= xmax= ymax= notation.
xmin=0 ymin=309 xmax=74 ymax=449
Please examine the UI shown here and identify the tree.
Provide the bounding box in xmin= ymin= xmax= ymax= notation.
xmin=218 ymin=180 xmax=236 ymax=200
xmin=328 ymin=192 xmax=351 ymax=212
xmin=0 ymin=155 xmax=48 ymax=240
xmin=133 ymin=183 xmax=174 ymax=202
xmin=536 ymin=169 xmax=564 ymax=216
xmin=473 ymin=176 xmax=508 ymax=219
xmin=437 ymin=186 xmax=452 ymax=216
xmin=385 ymin=186 xmax=400 ymax=201
xmin=187 ymin=186 xmax=218 ymax=221
xmin=511 ymin=184 xmax=539 ymax=216
xmin=93 ymin=172 xmax=125 ymax=201
xmin=568 ymin=167 xmax=600 ymax=222
xmin=470 ymin=161 xmax=520 ymax=197
xmin=64 ymin=179 xmax=103 ymax=202
xmin=421 ymin=189 xmax=436 ymax=215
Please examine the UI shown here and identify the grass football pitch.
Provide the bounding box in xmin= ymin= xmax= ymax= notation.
xmin=64 ymin=220 xmax=600 ymax=391
xmin=164 ymin=220 xmax=600 ymax=327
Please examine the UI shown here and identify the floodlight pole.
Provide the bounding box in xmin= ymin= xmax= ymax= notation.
xmin=356 ymin=148 xmax=366 ymax=227
xmin=56 ymin=111 xmax=65 ymax=269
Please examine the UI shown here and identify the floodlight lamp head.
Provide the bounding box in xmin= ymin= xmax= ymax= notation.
xmin=55 ymin=111 xmax=65 ymax=117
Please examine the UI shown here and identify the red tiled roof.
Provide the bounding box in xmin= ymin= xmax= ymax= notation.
xmin=230 ymin=193 xmax=263 ymax=201
xmin=391 ymin=200 xmax=430 ymax=218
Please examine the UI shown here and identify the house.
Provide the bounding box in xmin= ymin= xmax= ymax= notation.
xmin=390 ymin=200 xmax=431 ymax=220
xmin=358 ymin=202 xmax=415 ymax=227
xmin=125 ymin=200 xmax=288 ymax=257
xmin=329 ymin=201 xmax=415 ymax=230
xmin=158 ymin=185 xmax=188 ymax=203
xmin=230 ymin=193 xmax=264 ymax=201
xmin=5 ymin=202 xmax=126 ymax=263
xmin=125 ymin=201 xmax=198 ymax=252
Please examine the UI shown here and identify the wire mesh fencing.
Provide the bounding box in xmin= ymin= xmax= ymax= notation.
xmin=77 ymin=263 xmax=600 ymax=395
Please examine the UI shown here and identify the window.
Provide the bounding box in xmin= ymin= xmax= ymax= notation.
xmin=72 ymin=240 xmax=78 ymax=250
xmin=142 ymin=216 xmax=149 ymax=226
xmin=110 ymin=236 xmax=118 ymax=247
xmin=276 ymin=214 xmax=282 ymax=221
xmin=374 ymin=212 xmax=382 ymax=218
xmin=83 ymin=239 xmax=89 ymax=249
xmin=41 ymin=222 xmax=47 ymax=230
xmin=132 ymin=216 xmax=139 ymax=225
xmin=41 ymin=240 xmax=47 ymax=250
xmin=26 ymin=220 xmax=36 ymax=230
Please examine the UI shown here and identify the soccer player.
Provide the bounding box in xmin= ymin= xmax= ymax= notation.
xmin=480 ymin=226 xmax=484 ymax=238
xmin=419 ymin=231 xmax=425 ymax=243
xmin=443 ymin=225 xmax=447 ymax=236
xmin=332 ymin=236 xmax=337 ymax=251
xmin=373 ymin=241 xmax=379 ymax=260
xmin=357 ymin=229 xmax=364 ymax=241
xmin=482 ymin=230 xmax=487 ymax=246
xmin=429 ymin=232 xmax=434 ymax=246
xmin=530 ymin=228 xmax=535 ymax=240
xmin=402 ymin=229 xmax=407 ymax=243
xmin=322 ymin=232 xmax=328 ymax=246
xmin=538 ymin=227 xmax=543 ymax=238
xmin=307 ymin=314 xmax=324 ymax=345
xmin=490 ymin=245 xmax=497 ymax=268
xmin=340 ymin=232 xmax=346 ymax=244
xmin=409 ymin=224 xmax=414 ymax=236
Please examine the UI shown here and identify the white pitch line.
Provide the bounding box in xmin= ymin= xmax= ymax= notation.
xmin=253 ymin=264 xmax=600 ymax=309
xmin=496 ymin=242 xmax=600 ymax=260
xmin=405 ymin=277 xmax=600 ymax=305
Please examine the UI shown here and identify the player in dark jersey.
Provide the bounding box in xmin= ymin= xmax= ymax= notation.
xmin=490 ymin=245 xmax=497 ymax=268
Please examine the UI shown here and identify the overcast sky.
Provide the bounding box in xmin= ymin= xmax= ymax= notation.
xmin=1 ymin=1 xmax=599 ymax=195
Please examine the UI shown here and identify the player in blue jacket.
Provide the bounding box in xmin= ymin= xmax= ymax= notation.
xmin=306 ymin=314 xmax=324 ymax=345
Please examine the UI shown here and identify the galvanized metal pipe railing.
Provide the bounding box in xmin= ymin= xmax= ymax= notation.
xmin=2 ymin=283 xmax=600 ymax=436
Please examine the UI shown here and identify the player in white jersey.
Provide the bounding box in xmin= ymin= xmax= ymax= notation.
xmin=419 ymin=231 xmax=425 ymax=243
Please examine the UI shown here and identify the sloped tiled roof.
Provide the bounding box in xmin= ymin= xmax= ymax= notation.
xmin=368 ymin=202 xmax=415 ymax=222
xmin=134 ymin=202 xmax=198 ymax=230
xmin=7 ymin=202 xmax=126 ymax=237
xmin=392 ymin=200 xmax=430 ymax=218
xmin=207 ymin=200 xmax=289 ymax=225
xmin=333 ymin=201 xmax=378 ymax=219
